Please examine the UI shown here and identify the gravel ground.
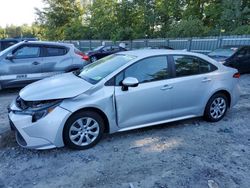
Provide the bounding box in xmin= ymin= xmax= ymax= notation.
xmin=0 ymin=75 xmax=250 ymax=188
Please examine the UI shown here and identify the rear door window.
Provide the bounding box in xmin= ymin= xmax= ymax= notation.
xmin=173 ymin=55 xmax=217 ymax=77
xmin=44 ymin=46 xmax=68 ymax=57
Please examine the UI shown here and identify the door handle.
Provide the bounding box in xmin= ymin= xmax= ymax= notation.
xmin=161 ymin=85 xmax=173 ymax=90
xmin=32 ymin=61 xmax=40 ymax=65
xmin=202 ymin=77 xmax=211 ymax=83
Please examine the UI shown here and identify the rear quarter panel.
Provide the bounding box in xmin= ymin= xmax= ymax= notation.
xmin=68 ymin=47 xmax=88 ymax=71
xmin=203 ymin=66 xmax=240 ymax=111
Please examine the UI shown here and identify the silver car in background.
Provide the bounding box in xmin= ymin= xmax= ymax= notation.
xmin=0 ymin=41 xmax=89 ymax=89
xmin=8 ymin=50 xmax=240 ymax=150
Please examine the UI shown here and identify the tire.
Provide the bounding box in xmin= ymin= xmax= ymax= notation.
xmin=204 ymin=93 xmax=229 ymax=122
xmin=90 ymin=56 xmax=97 ymax=63
xmin=63 ymin=111 xmax=104 ymax=150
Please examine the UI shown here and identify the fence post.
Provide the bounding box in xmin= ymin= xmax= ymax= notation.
xmin=145 ymin=39 xmax=148 ymax=47
xmin=165 ymin=39 xmax=169 ymax=47
xmin=188 ymin=38 xmax=192 ymax=51
xmin=217 ymin=37 xmax=223 ymax=48
xmin=130 ymin=40 xmax=133 ymax=50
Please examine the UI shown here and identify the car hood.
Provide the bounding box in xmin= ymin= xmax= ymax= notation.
xmin=20 ymin=73 xmax=93 ymax=101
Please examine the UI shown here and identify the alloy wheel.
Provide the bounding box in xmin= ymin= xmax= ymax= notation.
xmin=209 ymin=97 xmax=226 ymax=119
xmin=69 ymin=117 xmax=100 ymax=146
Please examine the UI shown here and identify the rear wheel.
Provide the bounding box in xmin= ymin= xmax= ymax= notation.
xmin=204 ymin=93 xmax=228 ymax=122
xmin=63 ymin=111 xmax=104 ymax=150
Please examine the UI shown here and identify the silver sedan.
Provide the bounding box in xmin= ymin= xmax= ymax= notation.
xmin=8 ymin=50 xmax=240 ymax=150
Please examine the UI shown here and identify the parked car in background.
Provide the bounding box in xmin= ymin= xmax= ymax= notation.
xmin=0 ymin=41 xmax=88 ymax=89
xmin=8 ymin=50 xmax=240 ymax=150
xmin=150 ymin=46 xmax=174 ymax=50
xmin=223 ymin=45 xmax=250 ymax=74
xmin=0 ymin=38 xmax=38 ymax=51
xmin=0 ymin=39 xmax=19 ymax=52
xmin=207 ymin=45 xmax=241 ymax=63
xmin=86 ymin=45 xmax=127 ymax=62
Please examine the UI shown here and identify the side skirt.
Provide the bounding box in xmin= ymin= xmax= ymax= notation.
xmin=117 ymin=115 xmax=197 ymax=132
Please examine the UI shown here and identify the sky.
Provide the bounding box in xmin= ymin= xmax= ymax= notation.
xmin=0 ymin=0 xmax=44 ymax=27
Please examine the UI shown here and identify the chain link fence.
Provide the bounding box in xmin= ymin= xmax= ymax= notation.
xmin=65 ymin=35 xmax=250 ymax=54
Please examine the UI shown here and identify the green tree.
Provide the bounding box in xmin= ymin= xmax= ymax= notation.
xmin=34 ymin=0 xmax=250 ymax=40
xmin=36 ymin=0 xmax=85 ymax=40
xmin=88 ymin=0 xmax=117 ymax=39
xmin=0 ymin=27 xmax=6 ymax=38
xmin=219 ymin=0 xmax=250 ymax=33
xmin=167 ymin=17 xmax=209 ymax=38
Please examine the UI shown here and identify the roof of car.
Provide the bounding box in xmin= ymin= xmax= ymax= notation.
xmin=20 ymin=41 xmax=74 ymax=47
xmin=117 ymin=49 xmax=207 ymax=59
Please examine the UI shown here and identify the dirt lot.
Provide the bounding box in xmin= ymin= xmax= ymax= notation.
xmin=0 ymin=75 xmax=250 ymax=188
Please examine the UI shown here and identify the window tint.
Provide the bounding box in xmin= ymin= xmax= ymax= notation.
xmin=102 ymin=46 xmax=112 ymax=52
xmin=112 ymin=46 xmax=119 ymax=50
xmin=237 ymin=47 xmax=250 ymax=57
xmin=45 ymin=47 xmax=68 ymax=56
xmin=14 ymin=46 xmax=40 ymax=59
xmin=123 ymin=56 xmax=168 ymax=84
xmin=173 ymin=56 xmax=217 ymax=77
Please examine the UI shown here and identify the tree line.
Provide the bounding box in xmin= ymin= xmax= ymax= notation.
xmin=1 ymin=0 xmax=250 ymax=40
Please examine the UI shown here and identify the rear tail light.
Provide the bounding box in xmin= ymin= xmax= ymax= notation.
xmin=75 ymin=50 xmax=90 ymax=61
xmin=82 ymin=55 xmax=90 ymax=61
xmin=233 ymin=72 xmax=240 ymax=78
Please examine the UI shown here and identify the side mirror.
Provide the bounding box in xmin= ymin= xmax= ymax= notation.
xmin=122 ymin=77 xmax=139 ymax=91
xmin=6 ymin=53 xmax=15 ymax=60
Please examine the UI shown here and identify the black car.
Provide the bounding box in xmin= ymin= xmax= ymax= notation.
xmin=151 ymin=46 xmax=174 ymax=50
xmin=223 ymin=46 xmax=250 ymax=73
xmin=208 ymin=45 xmax=240 ymax=62
xmin=86 ymin=45 xmax=127 ymax=62
xmin=0 ymin=38 xmax=38 ymax=51
xmin=0 ymin=39 xmax=19 ymax=51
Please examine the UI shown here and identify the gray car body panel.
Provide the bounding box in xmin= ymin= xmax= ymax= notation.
xmin=9 ymin=50 xmax=240 ymax=149
xmin=0 ymin=41 xmax=87 ymax=89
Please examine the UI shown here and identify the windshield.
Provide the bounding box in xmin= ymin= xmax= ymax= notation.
xmin=79 ymin=54 xmax=136 ymax=84
xmin=208 ymin=48 xmax=238 ymax=58
xmin=0 ymin=42 xmax=21 ymax=56
xmin=93 ymin=46 xmax=104 ymax=52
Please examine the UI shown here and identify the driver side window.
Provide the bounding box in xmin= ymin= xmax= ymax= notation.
xmin=14 ymin=46 xmax=40 ymax=59
xmin=115 ymin=56 xmax=169 ymax=85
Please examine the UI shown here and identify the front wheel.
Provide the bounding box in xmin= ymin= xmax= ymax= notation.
xmin=63 ymin=111 xmax=104 ymax=150
xmin=204 ymin=93 xmax=228 ymax=122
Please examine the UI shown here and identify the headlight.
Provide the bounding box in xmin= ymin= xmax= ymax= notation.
xmin=31 ymin=100 xmax=62 ymax=122
xmin=15 ymin=97 xmax=62 ymax=122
